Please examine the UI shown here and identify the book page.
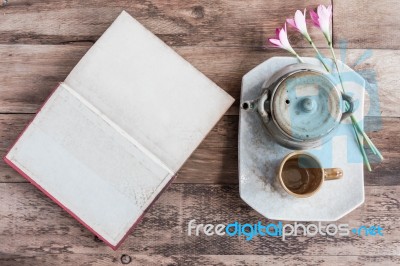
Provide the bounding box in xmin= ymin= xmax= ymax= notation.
xmin=65 ymin=11 xmax=234 ymax=173
xmin=6 ymin=84 xmax=172 ymax=246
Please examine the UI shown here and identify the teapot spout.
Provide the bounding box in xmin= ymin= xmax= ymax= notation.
xmin=241 ymin=99 xmax=258 ymax=112
xmin=241 ymin=93 xmax=271 ymax=124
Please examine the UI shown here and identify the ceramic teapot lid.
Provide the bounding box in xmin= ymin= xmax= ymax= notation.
xmin=271 ymin=70 xmax=342 ymax=141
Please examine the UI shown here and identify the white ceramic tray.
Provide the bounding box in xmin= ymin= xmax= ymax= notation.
xmin=239 ymin=57 xmax=365 ymax=221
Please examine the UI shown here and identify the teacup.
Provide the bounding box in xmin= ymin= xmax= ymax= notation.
xmin=277 ymin=152 xmax=343 ymax=198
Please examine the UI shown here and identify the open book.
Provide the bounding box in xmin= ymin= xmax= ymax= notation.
xmin=4 ymin=11 xmax=234 ymax=249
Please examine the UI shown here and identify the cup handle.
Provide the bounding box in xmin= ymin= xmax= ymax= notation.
xmin=323 ymin=168 xmax=343 ymax=180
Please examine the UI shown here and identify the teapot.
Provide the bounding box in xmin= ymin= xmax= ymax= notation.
xmin=242 ymin=63 xmax=354 ymax=149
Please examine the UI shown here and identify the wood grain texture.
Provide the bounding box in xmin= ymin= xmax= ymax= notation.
xmin=0 ymin=184 xmax=398 ymax=262
xmin=0 ymin=45 xmax=87 ymax=113
xmin=1 ymin=45 xmax=399 ymax=117
xmin=0 ymin=255 xmax=399 ymax=266
xmin=1 ymin=115 xmax=399 ymax=185
xmin=0 ymin=0 xmax=330 ymax=47
xmin=333 ymin=0 xmax=400 ymax=49
xmin=0 ymin=1 xmax=399 ymax=265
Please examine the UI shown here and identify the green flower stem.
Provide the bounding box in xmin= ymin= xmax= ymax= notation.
xmin=352 ymin=122 xmax=371 ymax=171
xmin=328 ymin=42 xmax=382 ymax=155
xmin=326 ymin=44 xmax=371 ymax=169
xmin=328 ymin=43 xmax=346 ymax=91
xmin=351 ymin=115 xmax=384 ymax=160
xmin=344 ymin=100 xmax=372 ymax=170
xmin=293 ymin=52 xmax=305 ymax=63
xmin=326 ymin=42 xmax=383 ymax=168
xmin=309 ymin=40 xmax=330 ymax=72
xmin=343 ymin=101 xmax=377 ymax=157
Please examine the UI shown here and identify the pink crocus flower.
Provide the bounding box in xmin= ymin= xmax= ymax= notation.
xmin=268 ymin=24 xmax=296 ymax=55
xmin=310 ymin=4 xmax=332 ymax=42
xmin=286 ymin=9 xmax=311 ymax=41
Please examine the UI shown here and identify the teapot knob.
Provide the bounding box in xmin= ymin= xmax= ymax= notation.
xmin=301 ymin=97 xmax=316 ymax=113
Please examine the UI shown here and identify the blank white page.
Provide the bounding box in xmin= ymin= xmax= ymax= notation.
xmin=6 ymin=85 xmax=173 ymax=247
xmin=65 ymin=11 xmax=234 ymax=173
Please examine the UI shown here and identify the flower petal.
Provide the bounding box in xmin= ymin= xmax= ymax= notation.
xmin=294 ymin=9 xmax=308 ymax=35
xmin=309 ymin=9 xmax=320 ymax=27
xmin=268 ymin=38 xmax=282 ymax=48
xmin=278 ymin=24 xmax=295 ymax=53
xmin=275 ymin=28 xmax=281 ymax=38
xmin=316 ymin=4 xmax=332 ymax=39
xmin=317 ymin=5 xmax=324 ymax=17
xmin=286 ymin=18 xmax=297 ymax=29
xmin=327 ymin=5 xmax=333 ymax=15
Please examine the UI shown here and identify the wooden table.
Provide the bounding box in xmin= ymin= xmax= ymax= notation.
xmin=0 ymin=1 xmax=399 ymax=265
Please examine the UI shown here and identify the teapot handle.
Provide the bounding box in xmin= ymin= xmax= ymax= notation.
xmin=341 ymin=93 xmax=354 ymax=121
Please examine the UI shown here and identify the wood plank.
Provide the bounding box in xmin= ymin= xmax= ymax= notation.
xmin=1 ymin=115 xmax=399 ymax=185
xmin=119 ymin=255 xmax=400 ymax=266
xmin=1 ymin=45 xmax=399 ymax=117
xmin=0 ymin=45 xmax=88 ymax=113
xmin=0 ymin=254 xmax=399 ymax=266
xmin=0 ymin=183 xmax=398 ymax=257
xmin=0 ymin=0 xmax=330 ymax=47
xmin=333 ymin=0 xmax=400 ymax=49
